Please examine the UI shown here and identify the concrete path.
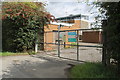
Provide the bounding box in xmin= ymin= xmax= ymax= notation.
xmin=1 ymin=55 xmax=81 ymax=78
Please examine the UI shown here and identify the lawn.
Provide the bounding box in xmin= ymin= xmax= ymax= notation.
xmin=69 ymin=62 xmax=118 ymax=78
xmin=0 ymin=52 xmax=29 ymax=56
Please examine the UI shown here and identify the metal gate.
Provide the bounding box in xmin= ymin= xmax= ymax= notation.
xmin=38 ymin=27 xmax=102 ymax=62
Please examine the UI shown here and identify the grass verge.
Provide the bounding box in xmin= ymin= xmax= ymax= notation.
xmin=0 ymin=52 xmax=29 ymax=56
xmin=69 ymin=62 xmax=118 ymax=78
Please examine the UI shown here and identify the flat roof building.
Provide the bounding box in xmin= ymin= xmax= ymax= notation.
xmin=44 ymin=14 xmax=101 ymax=51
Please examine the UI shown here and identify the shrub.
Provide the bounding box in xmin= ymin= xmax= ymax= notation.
xmin=28 ymin=51 xmax=36 ymax=55
xmin=2 ymin=2 xmax=54 ymax=52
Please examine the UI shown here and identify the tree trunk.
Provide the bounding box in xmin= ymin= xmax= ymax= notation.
xmin=102 ymin=43 xmax=107 ymax=66
xmin=117 ymin=60 xmax=120 ymax=77
xmin=102 ymin=26 xmax=107 ymax=66
xmin=106 ymin=49 xmax=110 ymax=66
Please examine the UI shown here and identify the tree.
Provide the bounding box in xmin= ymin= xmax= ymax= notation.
xmin=98 ymin=2 xmax=120 ymax=75
xmin=2 ymin=2 xmax=54 ymax=52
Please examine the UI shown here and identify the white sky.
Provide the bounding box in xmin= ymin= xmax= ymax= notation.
xmin=45 ymin=2 xmax=100 ymax=22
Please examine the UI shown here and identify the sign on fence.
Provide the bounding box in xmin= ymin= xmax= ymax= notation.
xmin=68 ymin=32 xmax=77 ymax=42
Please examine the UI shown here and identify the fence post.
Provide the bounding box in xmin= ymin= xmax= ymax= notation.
xmin=58 ymin=24 xmax=61 ymax=57
xmin=77 ymin=30 xmax=79 ymax=61
xmin=35 ymin=43 xmax=38 ymax=53
xmin=35 ymin=40 xmax=38 ymax=53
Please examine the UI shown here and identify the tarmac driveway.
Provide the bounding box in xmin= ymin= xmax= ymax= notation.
xmin=2 ymin=54 xmax=80 ymax=78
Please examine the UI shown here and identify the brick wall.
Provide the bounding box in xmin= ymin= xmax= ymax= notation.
xmin=82 ymin=31 xmax=102 ymax=43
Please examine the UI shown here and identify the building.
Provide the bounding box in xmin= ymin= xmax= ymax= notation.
xmin=44 ymin=14 xmax=101 ymax=51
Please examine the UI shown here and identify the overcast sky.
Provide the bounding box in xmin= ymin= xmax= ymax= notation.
xmin=45 ymin=2 xmax=100 ymax=22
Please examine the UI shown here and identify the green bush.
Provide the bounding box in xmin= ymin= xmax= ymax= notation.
xmin=28 ymin=51 xmax=36 ymax=55
xmin=2 ymin=2 xmax=53 ymax=52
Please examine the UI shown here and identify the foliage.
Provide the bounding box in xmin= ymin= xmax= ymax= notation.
xmin=2 ymin=2 xmax=54 ymax=52
xmin=70 ymin=62 xmax=117 ymax=78
xmin=28 ymin=51 xmax=36 ymax=55
xmin=98 ymin=2 xmax=120 ymax=75
xmin=101 ymin=2 xmax=120 ymax=62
